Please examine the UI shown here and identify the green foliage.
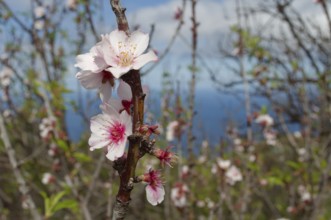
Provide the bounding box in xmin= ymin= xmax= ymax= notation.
xmin=41 ymin=191 xmax=78 ymax=218
xmin=73 ymin=152 xmax=91 ymax=163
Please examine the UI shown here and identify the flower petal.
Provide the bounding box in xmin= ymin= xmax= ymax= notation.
xmin=119 ymin=111 xmax=132 ymax=135
xmin=107 ymin=29 xmax=128 ymax=56
xmin=118 ymin=80 xmax=132 ymax=100
xmin=130 ymin=30 xmax=149 ymax=56
xmin=99 ymin=82 xmax=113 ymax=103
xmin=106 ymin=66 xmax=131 ymax=79
xmin=76 ymin=71 xmax=103 ymax=89
xmin=132 ymin=50 xmax=158 ymax=70
xmin=90 ymin=115 xmax=110 ymax=133
xmin=75 ymin=52 xmax=100 ymax=72
xmin=146 ymin=185 xmax=165 ymax=206
xmin=106 ymin=98 xmax=123 ymax=113
xmin=100 ymin=102 xmax=120 ymax=120
xmin=98 ymin=39 xmax=118 ymax=67
xmin=106 ymin=141 xmax=126 ymax=161
xmin=88 ymin=134 xmax=110 ymax=151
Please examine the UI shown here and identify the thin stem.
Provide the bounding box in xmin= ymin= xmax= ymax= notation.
xmin=109 ymin=1 xmax=146 ymax=219
xmin=187 ymin=0 xmax=198 ymax=159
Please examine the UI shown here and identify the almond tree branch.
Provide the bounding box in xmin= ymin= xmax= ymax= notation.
xmin=109 ymin=1 xmax=145 ymax=219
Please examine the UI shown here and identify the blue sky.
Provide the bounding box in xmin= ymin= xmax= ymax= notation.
xmin=3 ymin=0 xmax=328 ymax=91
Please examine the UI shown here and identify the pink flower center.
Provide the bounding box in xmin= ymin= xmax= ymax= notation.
xmin=144 ymin=170 xmax=162 ymax=190
xmin=109 ymin=122 xmax=126 ymax=144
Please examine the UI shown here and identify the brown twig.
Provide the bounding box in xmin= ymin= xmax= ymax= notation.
xmin=109 ymin=1 xmax=146 ymax=219
xmin=187 ymin=0 xmax=198 ymax=160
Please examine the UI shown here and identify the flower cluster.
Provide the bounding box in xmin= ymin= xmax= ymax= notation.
xmin=34 ymin=5 xmax=46 ymax=30
xmin=74 ymin=29 xmax=174 ymax=206
xmin=255 ymin=113 xmax=277 ymax=146
xmin=39 ymin=116 xmax=56 ymax=139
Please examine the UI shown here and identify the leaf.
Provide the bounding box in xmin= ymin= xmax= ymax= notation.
xmin=56 ymin=139 xmax=69 ymax=152
xmin=266 ymin=176 xmax=284 ymax=186
xmin=260 ymin=106 xmax=268 ymax=114
xmin=73 ymin=152 xmax=91 ymax=163
xmin=286 ymin=161 xmax=301 ymax=170
xmin=53 ymin=199 xmax=78 ymax=213
xmin=50 ymin=191 xmax=67 ymax=209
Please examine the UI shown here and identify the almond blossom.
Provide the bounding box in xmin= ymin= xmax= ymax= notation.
xmin=141 ymin=169 xmax=165 ymax=206
xmin=255 ymin=114 xmax=274 ymax=127
xmin=180 ymin=165 xmax=190 ymax=179
xmin=166 ymin=120 xmax=179 ymax=141
xmin=34 ymin=6 xmax=46 ymax=19
xmin=66 ymin=0 xmax=77 ymax=10
xmin=0 ymin=67 xmax=14 ymax=87
xmin=225 ymin=165 xmax=243 ymax=185
xmin=171 ymin=182 xmax=189 ymax=208
xmin=42 ymin=173 xmax=55 ymax=185
xmin=101 ymin=29 xmax=158 ymax=78
xmin=48 ymin=143 xmax=58 ymax=157
xmin=39 ymin=116 xmax=56 ymax=139
xmin=34 ymin=20 xmax=44 ymax=30
xmin=298 ymin=185 xmax=312 ymax=202
xmin=89 ymin=103 xmax=132 ymax=161
xmin=75 ymin=36 xmax=116 ymax=102
xmin=217 ymin=158 xmax=231 ymax=170
xmin=263 ymin=129 xmax=277 ymax=146
xmin=153 ymin=146 xmax=177 ymax=167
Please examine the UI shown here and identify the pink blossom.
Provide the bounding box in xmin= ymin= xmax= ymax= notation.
xmin=181 ymin=165 xmax=190 ymax=179
xmin=171 ymin=182 xmax=189 ymax=208
xmin=34 ymin=6 xmax=46 ymax=19
xmin=153 ymin=146 xmax=177 ymax=167
xmin=107 ymin=80 xmax=148 ymax=114
xmin=34 ymin=20 xmax=44 ymax=30
xmin=39 ymin=116 xmax=56 ymax=139
xmin=211 ymin=164 xmax=218 ymax=174
xmin=259 ymin=179 xmax=268 ymax=186
xmin=75 ymin=36 xmax=116 ymax=102
xmin=141 ymin=169 xmax=165 ymax=206
xmin=174 ymin=7 xmax=183 ymax=20
xmin=100 ymin=30 xmax=158 ymax=78
xmin=42 ymin=173 xmax=55 ymax=185
xmin=263 ymin=129 xmax=277 ymax=146
xmin=48 ymin=143 xmax=58 ymax=157
xmin=89 ymin=103 xmax=132 ymax=161
xmin=255 ymin=114 xmax=274 ymax=127
xmin=166 ymin=120 xmax=179 ymax=141
xmin=138 ymin=124 xmax=160 ymax=136
xmin=298 ymin=185 xmax=312 ymax=202
xmin=217 ymin=158 xmax=231 ymax=170
xmin=0 ymin=67 xmax=13 ymax=87
xmin=225 ymin=165 xmax=243 ymax=185
xmin=66 ymin=0 xmax=77 ymax=10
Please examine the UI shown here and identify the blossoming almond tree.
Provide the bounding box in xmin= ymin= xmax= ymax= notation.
xmin=74 ymin=0 xmax=176 ymax=218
